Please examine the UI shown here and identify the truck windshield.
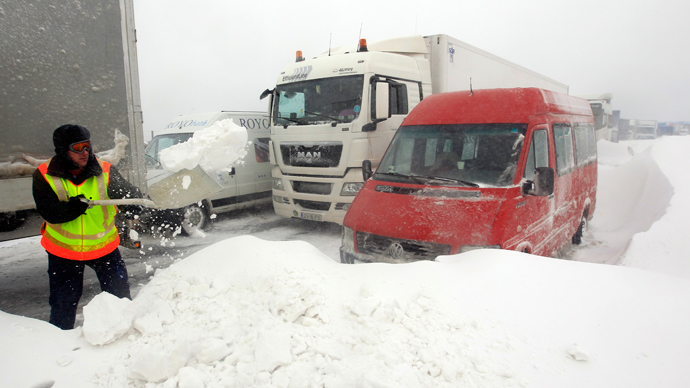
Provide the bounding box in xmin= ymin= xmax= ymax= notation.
xmin=377 ymin=124 xmax=528 ymax=187
xmin=144 ymin=133 xmax=193 ymax=168
xmin=273 ymin=75 xmax=364 ymax=126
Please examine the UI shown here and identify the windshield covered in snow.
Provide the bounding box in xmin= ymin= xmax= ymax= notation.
xmin=376 ymin=124 xmax=527 ymax=187
xmin=273 ymin=75 xmax=364 ymax=126
xmin=144 ymin=133 xmax=193 ymax=168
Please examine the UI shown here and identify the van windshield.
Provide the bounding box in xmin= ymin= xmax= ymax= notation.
xmin=273 ymin=75 xmax=364 ymax=126
xmin=376 ymin=124 xmax=527 ymax=187
xmin=144 ymin=133 xmax=193 ymax=168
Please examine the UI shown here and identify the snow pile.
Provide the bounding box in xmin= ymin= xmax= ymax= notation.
xmin=617 ymin=137 xmax=690 ymax=278
xmin=159 ymin=119 xmax=248 ymax=173
xmin=2 ymin=236 xmax=678 ymax=388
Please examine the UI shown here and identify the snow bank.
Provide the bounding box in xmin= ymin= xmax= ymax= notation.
xmin=618 ymin=137 xmax=690 ymax=278
xmin=159 ymin=119 xmax=248 ymax=173
xmin=68 ymin=237 xmax=690 ymax=387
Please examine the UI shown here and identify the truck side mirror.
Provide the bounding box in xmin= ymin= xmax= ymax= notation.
xmin=259 ymin=88 xmax=273 ymax=100
xmin=363 ymin=80 xmax=391 ymax=132
xmin=522 ymin=167 xmax=554 ymax=196
xmin=362 ymin=160 xmax=373 ymax=181
xmin=375 ymin=83 xmax=390 ymax=120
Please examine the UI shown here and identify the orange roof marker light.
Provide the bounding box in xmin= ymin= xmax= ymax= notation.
xmin=357 ymin=39 xmax=368 ymax=52
xmin=296 ymin=50 xmax=305 ymax=62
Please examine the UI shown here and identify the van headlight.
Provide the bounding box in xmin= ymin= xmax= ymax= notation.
xmin=340 ymin=182 xmax=364 ymax=196
xmin=459 ymin=245 xmax=500 ymax=253
xmin=273 ymin=178 xmax=284 ymax=191
xmin=342 ymin=226 xmax=355 ymax=251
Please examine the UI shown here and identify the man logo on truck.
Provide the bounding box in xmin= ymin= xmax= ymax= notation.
xmin=295 ymin=151 xmax=321 ymax=162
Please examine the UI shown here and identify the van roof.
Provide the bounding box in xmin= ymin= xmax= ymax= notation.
xmin=403 ymin=88 xmax=592 ymax=126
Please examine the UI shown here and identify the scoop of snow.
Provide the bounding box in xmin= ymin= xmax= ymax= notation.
xmin=159 ymin=119 xmax=248 ymax=173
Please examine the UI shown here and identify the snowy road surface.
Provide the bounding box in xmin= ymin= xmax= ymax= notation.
xmin=0 ymin=139 xmax=670 ymax=325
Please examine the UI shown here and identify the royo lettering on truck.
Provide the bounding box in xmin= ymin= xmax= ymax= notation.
xmin=238 ymin=118 xmax=270 ymax=130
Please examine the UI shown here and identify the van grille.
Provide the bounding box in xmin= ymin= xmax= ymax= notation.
xmin=294 ymin=199 xmax=331 ymax=211
xmin=356 ymin=232 xmax=451 ymax=261
xmin=292 ymin=181 xmax=332 ymax=195
xmin=280 ymin=142 xmax=342 ymax=167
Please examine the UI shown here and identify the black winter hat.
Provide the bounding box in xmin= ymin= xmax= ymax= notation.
xmin=53 ymin=124 xmax=91 ymax=156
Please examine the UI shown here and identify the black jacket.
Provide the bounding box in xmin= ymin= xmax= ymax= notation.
xmin=32 ymin=154 xmax=143 ymax=224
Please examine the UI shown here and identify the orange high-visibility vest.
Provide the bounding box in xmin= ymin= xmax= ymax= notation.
xmin=38 ymin=159 xmax=120 ymax=260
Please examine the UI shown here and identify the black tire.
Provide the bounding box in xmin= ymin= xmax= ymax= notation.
xmin=181 ymin=203 xmax=209 ymax=235
xmin=572 ymin=214 xmax=587 ymax=245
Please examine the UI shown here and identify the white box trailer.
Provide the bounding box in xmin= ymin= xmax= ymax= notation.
xmin=427 ymin=35 xmax=568 ymax=94
xmin=142 ymin=111 xmax=272 ymax=235
xmin=0 ymin=0 xmax=144 ymax=231
xmin=262 ymin=34 xmax=568 ymax=224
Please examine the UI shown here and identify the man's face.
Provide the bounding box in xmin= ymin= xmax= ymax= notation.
xmin=67 ymin=149 xmax=89 ymax=169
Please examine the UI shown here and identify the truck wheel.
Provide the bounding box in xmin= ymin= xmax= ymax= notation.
xmin=181 ymin=203 xmax=208 ymax=235
xmin=572 ymin=215 xmax=587 ymax=245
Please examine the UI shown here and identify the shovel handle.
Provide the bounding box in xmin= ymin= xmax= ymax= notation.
xmin=80 ymin=197 xmax=158 ymax=208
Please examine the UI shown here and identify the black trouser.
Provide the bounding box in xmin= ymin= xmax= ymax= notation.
xmin=47 ymin=248 xmax=131 ymax=330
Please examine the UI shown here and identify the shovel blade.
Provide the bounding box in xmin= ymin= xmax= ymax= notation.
xmin=146 ymin=166 xmax=223 ymax=209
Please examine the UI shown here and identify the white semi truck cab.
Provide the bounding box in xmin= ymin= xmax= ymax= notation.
xmin=262 ymin=34 xmax=567 ymax=224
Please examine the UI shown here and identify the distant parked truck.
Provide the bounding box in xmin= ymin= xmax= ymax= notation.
xmin=341 ymin=88 xmax=597 ymax=263
xmin=633 ymin=120 xmax=658 ymax=140
xmin=0 ymin=0 xmax=145 ymax=232
xmin=576 ymin=93 xmax=619 ymax=142
xmin=141 ymin=111 xmax=272 ymax=235
xmin=262 ymin=34 xmax=568 ymax=224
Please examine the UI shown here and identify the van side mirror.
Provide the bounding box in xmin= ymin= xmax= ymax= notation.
xmin=522 ymin=167 xmax=554 ymax=196
xmin=362 ymin=160 xmax=373 ymax=181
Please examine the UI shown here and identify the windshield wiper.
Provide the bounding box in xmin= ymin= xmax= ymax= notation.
xmin=305 ymin=111 xmax=340 ymax=122
xmin=413 ymin=175 xmax=480 ymax=187
xmin=376 ymin=172 xmax=425 ymax=185
xmin=278 ymin=116 xmax=306 ymax=128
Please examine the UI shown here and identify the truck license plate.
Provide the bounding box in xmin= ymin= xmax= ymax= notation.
xmin=301 ymin=212 xmax=322 ymax=221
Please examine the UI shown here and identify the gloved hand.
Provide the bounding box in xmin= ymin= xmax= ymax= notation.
xmin=68 ymin=194 xmax=89 ymax=215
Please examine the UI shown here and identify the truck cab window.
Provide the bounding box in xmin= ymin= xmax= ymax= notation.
xmin=273 ymin=75 xmax=364 ymax=126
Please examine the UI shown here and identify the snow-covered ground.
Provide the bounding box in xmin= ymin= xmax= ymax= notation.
xmin=2 ymin=137 xmax=690 ymax=387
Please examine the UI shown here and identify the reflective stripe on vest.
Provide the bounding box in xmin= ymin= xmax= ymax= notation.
xmin=38 ymin=159 xmax=120 ymax=261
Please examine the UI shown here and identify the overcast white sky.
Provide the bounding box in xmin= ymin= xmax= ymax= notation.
xmin=132 ymin=0 xmax=690 ymax=137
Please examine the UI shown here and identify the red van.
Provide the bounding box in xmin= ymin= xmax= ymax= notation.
xmin=340 ymin=88 xmax=597 ymax=263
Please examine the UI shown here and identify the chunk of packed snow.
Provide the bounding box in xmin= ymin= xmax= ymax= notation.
xmin=159 ymin=118 xmax=248 ymax=173
xmin=82 ymin=292 xmax=134 ymax=346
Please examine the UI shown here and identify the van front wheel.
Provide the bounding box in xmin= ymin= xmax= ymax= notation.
xmin=182 ymin=203 xmax=208 ymax=235
xmin=572 ymin=215 xmax=587 ymax=245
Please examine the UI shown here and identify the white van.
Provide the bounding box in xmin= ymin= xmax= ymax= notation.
xmin=143 ymin=111 xmax=271 ymax=234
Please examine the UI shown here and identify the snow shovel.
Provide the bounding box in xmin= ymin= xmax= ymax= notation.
xmin=82 ymin=165 xmax=224 ymax=209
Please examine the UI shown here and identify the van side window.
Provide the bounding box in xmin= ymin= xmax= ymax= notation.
xmin=586 ymin=124 xmax=597 ymax=160
xmin=553 ymin=123 xmax=575 ymax=175
xmin=574 ymin=124 xmax=590 ymax=167
xmin=523 ymin=129 xmax=549 ymax=181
